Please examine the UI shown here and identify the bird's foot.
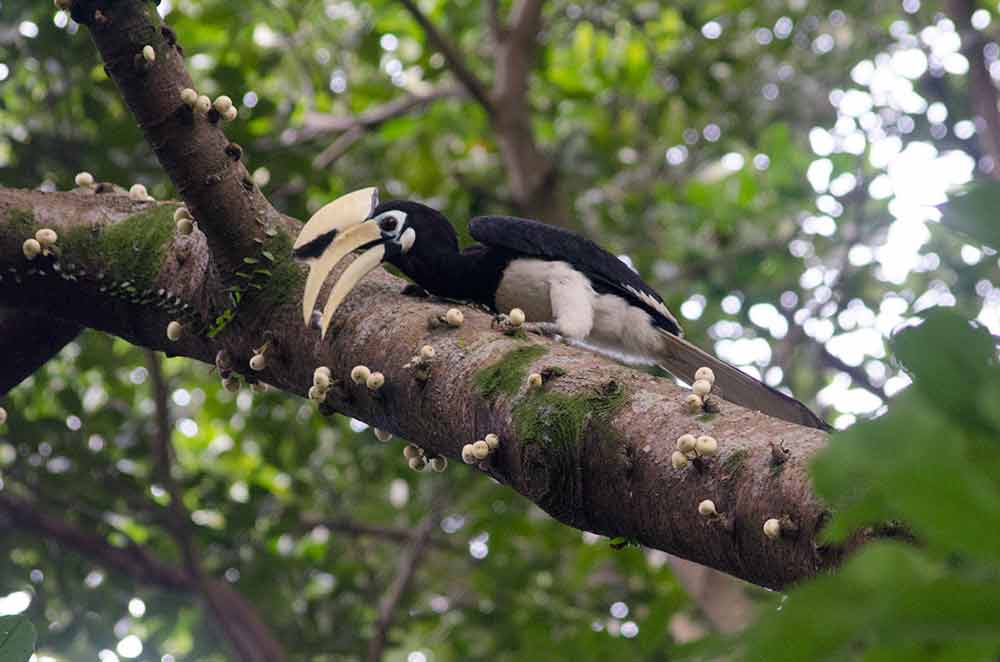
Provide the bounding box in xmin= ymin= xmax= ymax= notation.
xmin=522 ymin=322 xmax=561 ymax=338
xmin=400 ymin=283 xmax=429 ymax=298
xmin=491 ymin=313 xmax=512 ymax=330
xmin=491 ymin=314 xmax=530 ymax=338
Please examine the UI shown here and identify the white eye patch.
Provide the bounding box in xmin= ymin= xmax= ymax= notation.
xmin=374 ymin=210 xmax=407 ymax=237
xmin=373 ymin=210 xmax=415 ymax=253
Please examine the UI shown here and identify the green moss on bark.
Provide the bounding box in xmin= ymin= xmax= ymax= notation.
xmin=511 ymin=380 xmax=628 ymax=518
xmin=722 ymin=448 xmax=751 ymax=476
xmin=513 ymin=381 xmax=627 ymax=449
xmin=60 ymin=205 xmax=175 ymax=289
xmin=474 ymin=345 xmax=548 ymax=401
xmin=243 ymin=231 xmax=306 ymax=311
xmin=5 ymin=209 xmax=35 ymax=237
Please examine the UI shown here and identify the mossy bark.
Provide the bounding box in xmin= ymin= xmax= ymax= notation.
xmin=0 ymin=186 xmax=857 ymax=590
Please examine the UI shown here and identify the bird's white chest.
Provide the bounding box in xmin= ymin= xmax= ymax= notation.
xmin=494 ymin=259 xmax=591 ymax=322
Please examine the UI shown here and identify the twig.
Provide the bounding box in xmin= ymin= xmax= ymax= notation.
xmin=484 ymin=0 xmax=505 ymax=39
xmin=366 ymin=494 xmax=446 ymax=662
xmin=313 ymin=126 xmax=367 ymax=167
xmin=818 ymin=346 xmax=889 ymax=402
xmin=396 ymin=0 xmax=495 ymax=115
xmin=0 ymin=491 xmax=192 ymax=589
xmin=299 ymin=516 xmax=461 ymax=552
xmin=947 ymin=0 xmax=1000 ymax=178
xmin=300 ymin=84 xmax=460 ymax=140
xmin=146 ymin=350 xmax=202 ymax=574
xmin=145 ymin=350 xmax=287 ymax=662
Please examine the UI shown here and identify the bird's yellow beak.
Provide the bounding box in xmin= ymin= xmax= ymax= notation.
xmin=293 ymin=187 xmax=386 ymax=337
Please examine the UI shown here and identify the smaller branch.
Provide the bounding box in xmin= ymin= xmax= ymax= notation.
xmin=666 ymin=555 xmax=753 ymax=634
xmin=78 ymin=2 xmax=283 ymax=279
xmin=146 ymin=350 xmax=202 ymax=576
xmin=146 ymin=351 xmax=286 ymax=662
xmin=0 ymin=306 xmax=81 ymax=395
xmin=301 ymin=84 xmax=460 ymax=139
xmin=313 ymin=126 xmax=367 ymax=168
xmin=818 ymin=346 xmax=889 ymax=402
xmin=397 ymin=0 xmax=495 ymax=115
xmin=0 ymin=491 xmax=191 ymax=589
xmin=299 ymin=516 xmax=461 ymax=552
xmin=506 ymin=0 xmax=544 ymax=48
xmin=484 ymin=0 xmax=505 ymax=40
xmin=366 ymin=497 xmax=446 ymax=662
xmin=948 ymin=0 xmax=1000 ymax=177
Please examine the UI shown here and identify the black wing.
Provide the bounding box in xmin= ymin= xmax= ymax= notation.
xmin=469 ymin=215 xmax=682 ymax=335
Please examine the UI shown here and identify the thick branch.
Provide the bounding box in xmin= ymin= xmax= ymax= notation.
xmin=0 ymin=187 xmax=858 ymax=589
xmin=73 ymin=0 xmax=282 ymax=277
xmin=0 ymin=305 xmax=81 ymax=395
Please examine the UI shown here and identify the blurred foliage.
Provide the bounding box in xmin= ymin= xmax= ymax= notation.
xmin=688 ymin=193 xmax=1000 ymax=660
xmin=1 ymin=0 xmax=1000 ymax=659
xmin=689 ymin=306 xmax=1000 ymax=661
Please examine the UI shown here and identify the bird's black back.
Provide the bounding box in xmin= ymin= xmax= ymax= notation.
xmin=469 ymin=215 xmax=683 ymax=335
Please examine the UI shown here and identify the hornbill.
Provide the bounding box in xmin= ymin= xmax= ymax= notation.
xmin=293 ymin=188 xmax=829 ymax=430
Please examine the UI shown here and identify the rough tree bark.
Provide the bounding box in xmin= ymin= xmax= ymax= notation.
xmin=1 ymin=186 xmax=851 ymax=590
xmin=0 ymin=306 xmax=81 ymax=395
xmin=0 ymin=0 xmax=865 ymax=610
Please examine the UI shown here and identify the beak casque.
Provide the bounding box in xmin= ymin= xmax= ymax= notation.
xmin=293 ymin=187 xmax=386 ymax=336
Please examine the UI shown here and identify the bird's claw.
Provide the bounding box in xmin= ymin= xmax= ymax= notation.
xmin=492 ymin=314 xmax=528 ymax=337
xmin=400 ymin=283 xmax=429 ymax=298
xmin=523 ymin=322 xmax=560 ymax=338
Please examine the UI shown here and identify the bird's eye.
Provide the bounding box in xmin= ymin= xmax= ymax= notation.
xmin=378 ymin=217 xmax=398 ymax=233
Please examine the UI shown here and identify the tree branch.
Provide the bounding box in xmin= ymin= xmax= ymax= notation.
xmin=395 ymin=0 xmax=565 ymax=224
xmin=72 ymin=0 xmax=282 ymax=277
xmin=366 ymin=495 xmax=445 ymax=662
xmin=0 ymin=187 xmax=859 ymax=589
xmin=1 ymin=1 xmax=868 ymax=591
xmin=0 ymin=491 xmax=192 ymax=590
xmin=300 ymin=84 xmax=461 ymax=140
xmin=299 ymin=516 xmax=461 ymax=552
xmin=0 ymin=305 xmax=81 ymax=395
xmin=665 ymin=555 xmax=753 ymax=634
xmin=817 ymin=346 xmax=889 ymax=403
xmin=146 ymin=350 xmax=287 ymax=662
xmin=313 ymin=125 xmax=368 ymax=168
xmin=396 ymin=0 xmax=495 ymax=115
xmin=948 ymin=0 xmax=1000 ymax=177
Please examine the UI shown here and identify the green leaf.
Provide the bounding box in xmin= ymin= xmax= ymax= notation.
xmin=733 ymin=543 xmax=1000 ymax=662
xmin=939 ymin=182 xmax=1000 ymax=249
xmin=811 ymin=393 xmax=1000 ymax=560
xmin=260 ymin=250 xmax=275 ymax=262
xmin=0 ymin=615 xmax=36 ymax=662
xmin=893 ymin=309 xmax=999 ymax=433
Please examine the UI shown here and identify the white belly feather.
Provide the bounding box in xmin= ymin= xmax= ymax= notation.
xmin=494 ymin=259 xmax=664 ymax=365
